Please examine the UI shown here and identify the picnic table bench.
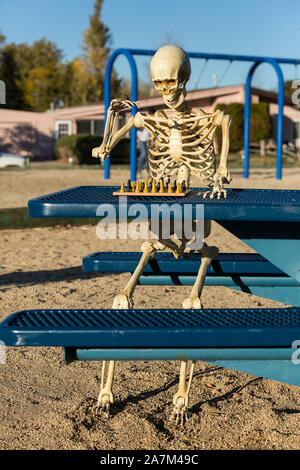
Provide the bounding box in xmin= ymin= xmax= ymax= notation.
xmin=1 ymin=185 xmax=300 ymax=387
xmin=82 ymin=252 xmax=299 ymax=306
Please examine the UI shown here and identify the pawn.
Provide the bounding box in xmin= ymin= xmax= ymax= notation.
xmin=167 ymin=182 xmax=173 ymax=193
xmin=127 ymin=179 xmax=132 ymax=192
xmin=144 ymin=176 xmax=148 ymax=193
xmin=151 ymin=179 xmax=156 ymax=193
xmin=120 ymin=182 xmax=125 ymax=193
xmin=181 ymin=181 xmax=186 ymax=192
xmin=172 ymin=180 xmax=177 ymax=193
xmin=159 ymin=179 xmax=164 ymax=193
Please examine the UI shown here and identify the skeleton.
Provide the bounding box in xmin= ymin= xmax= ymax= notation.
xmin=92 ymin=45 xmax=231 ymax=425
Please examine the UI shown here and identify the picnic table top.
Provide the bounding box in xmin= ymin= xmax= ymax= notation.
xmin=27 ymin=186 xmax=300 ymax=222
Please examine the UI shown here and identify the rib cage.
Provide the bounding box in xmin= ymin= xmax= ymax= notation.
xmin=142 ymin=109 xmax=219 ymax=187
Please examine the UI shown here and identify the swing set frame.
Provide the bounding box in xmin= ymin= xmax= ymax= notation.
xmin=103 ymin=48 xmax=300 ymax=181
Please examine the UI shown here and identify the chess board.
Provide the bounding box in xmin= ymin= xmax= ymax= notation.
xmin=112 ymin=190 xmax=189 ymax=197
xmin=113 ymin=178 xmax=190 ymax=197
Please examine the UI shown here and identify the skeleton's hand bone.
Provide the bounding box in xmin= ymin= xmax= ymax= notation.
xmin=213 ymin=167 xmax=231 ymax=197
xmin=201 ymin=167 xmax=231 ymax=199
xmin=215 ymin=166 xmax=232 ymax=185
xmin=92 ymin=145 xmax=108 ymax=160
xmin=110 ymin=97 xmax=139 ymax=113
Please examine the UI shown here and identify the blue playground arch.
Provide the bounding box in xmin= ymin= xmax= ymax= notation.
xmin=103 ymin=48 xmax=300 ymax=181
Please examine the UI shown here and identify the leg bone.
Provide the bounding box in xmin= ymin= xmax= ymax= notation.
xmin=96 ymin=360 xmax=115 ymax=417
xmin=171 ymin=361 xmax=195 ymax=425
xmin=182 ymin=243 xmax=219 ymax=308
xmin=112 ymin=239 xmax=166 ymax=309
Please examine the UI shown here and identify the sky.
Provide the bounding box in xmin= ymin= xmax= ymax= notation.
xmin=0 ymin=0 xmax=300 ymax=93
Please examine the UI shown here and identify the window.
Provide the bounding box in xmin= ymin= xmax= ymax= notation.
xmin=293 ymin=121 xmax=300 ymax=139
xmin=54 ymin=120 xmax=73 ymax=140
xmin=76 ymin=120 xmax=104 ymax=136
xmin=76 ymin=120 xmax=91 ymax=134
xmin=58 ymin=124 xmax=69 ymax=137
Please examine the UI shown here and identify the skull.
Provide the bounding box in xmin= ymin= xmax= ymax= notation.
xmin=150 ymin=45 xmax=191 ymax=109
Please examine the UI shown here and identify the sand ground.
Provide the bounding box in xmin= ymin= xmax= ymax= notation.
xmin=0 ymin=165 xmax=300 ymax=450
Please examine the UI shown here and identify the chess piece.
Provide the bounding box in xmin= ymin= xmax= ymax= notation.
xmin=159 ymin=179 xmax=164 ymax=193
xmin=144 ymin=177 xmax=148 ymax=193
xmin=151 ymin=179 xmax=156 ymax=193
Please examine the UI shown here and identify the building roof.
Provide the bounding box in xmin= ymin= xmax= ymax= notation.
xmin=1 ymin=84 xmax=294 ymax=120
xmin=46 ymin=84 xmax=294 ymax=116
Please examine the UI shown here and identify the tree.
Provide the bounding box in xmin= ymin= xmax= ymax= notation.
xmin=0 ymin=38 xmax=66 ymax=111
xmin=81 ymin=0 xmax=121 ymax=102
xmin=20 ymin=39 xmax=65 ymax=111
xmin=121 ymin=77 xmax=153 ymax=100
xmin=284 ymin=80 xmax=295 ymax=99
xmin=62 ymin=58 xmax=94 ymax=107
xmin=0 ymin=42 xmax=26 ymax=109
xmin=0 ymin=3 xmax=123 ymax=110
xmin=24 ymin=64 xmax=65 ymax=111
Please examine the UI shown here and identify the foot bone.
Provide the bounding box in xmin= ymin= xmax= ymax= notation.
xmin=112 ymin=293 xmax=133 ymax=309
xmin=170 ymin=396 xmax=191 ymax=426
xmin=96 ymin=390 xmax=114 ymax=418
xmin=182 ymin=296 xmax=203 ymax=309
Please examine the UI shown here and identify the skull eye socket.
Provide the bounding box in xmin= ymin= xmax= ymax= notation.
xmin=166 ymin=79 xmax=176 ymax=87
xmin=154 ymin=79 xmax=177 ymax=88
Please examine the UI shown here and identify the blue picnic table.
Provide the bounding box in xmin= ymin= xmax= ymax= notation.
xmin=1 ymin=185 xmax=300 ymax=386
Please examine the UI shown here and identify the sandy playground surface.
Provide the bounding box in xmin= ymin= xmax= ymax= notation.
xmin=0 ymin=165 xmax=300 ymax=450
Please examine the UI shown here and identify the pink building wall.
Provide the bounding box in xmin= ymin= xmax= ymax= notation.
xmin=0 ymin=109 xmax=55 ymax=158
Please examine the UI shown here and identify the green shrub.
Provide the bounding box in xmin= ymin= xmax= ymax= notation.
xmin=55 ymin=134 xmax=130 ymax=165
xmin=215 ymin=103 xmax=244 ymax=153
xmin=250 ymin=102 xmax=271 ymax=143
xmin=214 ymin=102 xmax=271 ymax=153
xmin=110 ymin=137 xmax=130 ymax=164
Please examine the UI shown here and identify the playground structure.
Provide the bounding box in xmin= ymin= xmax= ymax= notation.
xmin=103 ymin=48 xmax=300 ymax=181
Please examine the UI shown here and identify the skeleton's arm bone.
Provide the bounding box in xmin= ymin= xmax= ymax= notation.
xmin=92 ymin=107 xmax=116 ymax=159
xmin=216 ymin=113 xmax=231 ymax=181
xmin=105 ymin=115 xmax=136 ymax=153
xmin=92 ymin=115 xmax=137 ymax=160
